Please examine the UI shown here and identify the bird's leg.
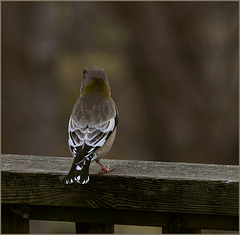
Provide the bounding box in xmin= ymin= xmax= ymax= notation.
xmin=96 ymin=160 xmax=113 ymax=174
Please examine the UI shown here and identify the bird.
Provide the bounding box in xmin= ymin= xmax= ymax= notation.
xmin=65 ymin=65 xmax=118 ymax=184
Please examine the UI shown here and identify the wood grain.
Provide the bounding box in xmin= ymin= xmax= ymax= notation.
xmin=2 ymin=204 xmax=29 ymax=234
xmin=1 ymin=154 xmax=239 ymax=231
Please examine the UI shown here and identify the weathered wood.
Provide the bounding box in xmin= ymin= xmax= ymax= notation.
xmin=2 ymin=204 xmax=238 ymax=230
xmin=1 ymin=154 xmax=239 ymax=231
xmin=162 ymin=214 xmax=201 ymax=233
xmin=1 ymin=204 xmax=29 ymax=234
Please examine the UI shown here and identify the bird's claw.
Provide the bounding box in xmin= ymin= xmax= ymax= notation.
xmin=98 ymin=165 xmax=113 ymax=174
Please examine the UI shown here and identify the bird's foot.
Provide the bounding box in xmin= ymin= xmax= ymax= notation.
xmin=97 ymin=161 xmax=113 ymax=174
xmin=99 ymin=165 xmax=113 ymax=174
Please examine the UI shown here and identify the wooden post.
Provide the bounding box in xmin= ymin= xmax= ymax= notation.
xmin=162 ymin=214 xmax=201 ymax=233
xmin=2 ymin=204 xmax=29 ymax=234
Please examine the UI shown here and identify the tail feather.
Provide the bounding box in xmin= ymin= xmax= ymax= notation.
xmin=65 ymin=159 xmax=91 ymax=184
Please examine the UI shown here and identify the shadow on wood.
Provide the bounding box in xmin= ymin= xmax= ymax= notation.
xmin=1 ymin=154 xmax=239 ymax=233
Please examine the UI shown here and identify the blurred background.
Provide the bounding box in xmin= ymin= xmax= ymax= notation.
xmin=2 ymin=1 xmax=238 ymax=234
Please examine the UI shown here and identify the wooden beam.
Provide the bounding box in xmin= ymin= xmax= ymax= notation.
xmin=1 ymin=204 xmax=29 ymax=234
xmin=1 ymin=154 xmax=239 ymax=231
xmin=2 ymin=205 xmax=237 ymax=230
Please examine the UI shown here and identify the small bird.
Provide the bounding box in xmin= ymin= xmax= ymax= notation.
xmin=65 ymin=65 xmax=118 ymax=184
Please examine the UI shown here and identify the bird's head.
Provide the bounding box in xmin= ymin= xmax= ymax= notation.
xmin=80 ymin=66 xmax=111 ymax=97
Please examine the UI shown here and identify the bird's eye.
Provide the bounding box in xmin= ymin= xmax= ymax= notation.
xmin=83 ymin=69 xmax=87 ymax=74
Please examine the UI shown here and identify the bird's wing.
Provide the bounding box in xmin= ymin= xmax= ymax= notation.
xmin=68 ymin=106 xmax=118 ymax=164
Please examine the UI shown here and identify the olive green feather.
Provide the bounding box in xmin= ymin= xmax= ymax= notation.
xmin=80 ymin=79 xmax=111 ymax=99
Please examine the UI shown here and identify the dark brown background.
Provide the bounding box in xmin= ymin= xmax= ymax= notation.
xmin=2 ymin=2 xmax=238 ymax=232
xmin=2 ymin=2 xmax=238 ymax=165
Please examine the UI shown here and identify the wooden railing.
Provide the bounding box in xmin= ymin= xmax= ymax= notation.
xmin=1 ymin=154 xmax=239 ymax=233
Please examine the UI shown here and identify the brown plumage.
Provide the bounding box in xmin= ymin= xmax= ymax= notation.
xmin=65 ymin=66 xmax=118 ymax=184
